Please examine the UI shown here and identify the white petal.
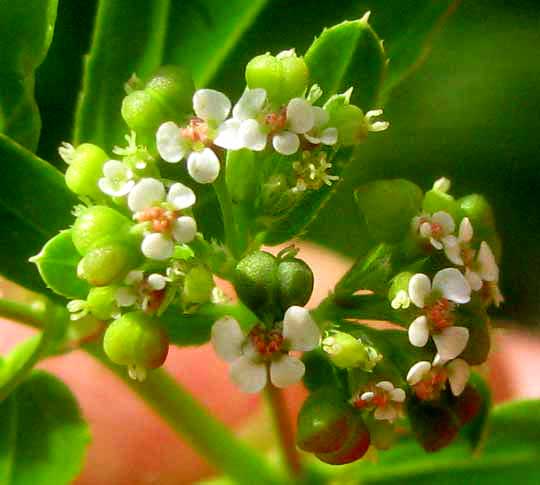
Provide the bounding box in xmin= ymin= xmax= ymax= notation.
xmin=147 ymin=273 xmax=167 ymax=290
xmin=193 ymin=89 xmax=231 ymax=122
xmin=320 ymin=127 xmax=338 ymax=145
xmin=232 ymin=88 xmax=267 ymax=121
xmin=125 ymin=270 xmax=144 ymax=285
xmin=273 ymin=131 xmax=300 ymax=155
xmin=128 ymin=178 xmax=165 ymax=212
xmin=303 ymin=133 xmax=322 ymax=145
xmin=443 ymin=236 xmax=464 ymax=265
xmin=167 ymin=182 xmax=196 ymax=210
xmin=286 ymin=98 xmax=315 ymax=133
xmin=187 ymin=149 xmax=220 ymax=184
xmin=376 ymin=381 xmax=394 ymax=392
xmin=408 ymin=274 xmax=431 ymax=308
xmin=433 ymin=268 xmax=471 ymax=304
xmin=432 ymin=353 xmax=448 ymax=367
xmin=211 ymin=316 xmax=244 ymax=362
xmin=230 ymin=356 xmax=267 ymax=393
xmin=478 ymin=241 xmax=499 ymax=282
xmin=156 ymin=122 xmax=187 ymax=163
xmin=407 ymin=361 xmax=432 ymax=385
xmin=171 ymin=216 xmax=197 ymax=243
xmin=419 ymin=222 xmax=432 ymax=238
xmin=433 ymin=326 xmax=469 ymax=360
xmin=141 ymin=233 xmax=174 ymax=260
xmin=447 ymin=358 xmax=470 ymax=396
xmin=432 ymin=211 xmax=455 ymax=235
xmin=311 ymin=106 xmax=329 ymax=128
xmin=390 ymin=388 xmax=406 ymax=403
xmin=465 ymin=268 xmax=483 ymax=292
xmin=239 ymin=119 xmax=267 ymax=151
xmin=103 ymin=159 xmax=127 ymax=178
xmin=408 ymin=315 xmax=430 ymax=347
xmin=98 ymin=177 xmax=135 ymax=197
xmin=459 ymin=217 xmax=474 ymax=242
xmin=214 ymin=119 xmax=243 ymax=150
xmin=374 ymin=406 xmax=397 ymax=422
xmin=360 ymin=391 xmax=375 ymax=401
xmin=116 ymin=287 xmax=137 ymax=307
xmin=282 ymin=306 xmax=321 ymax=351
xmin=430 ymin=238 xmax=444 ymax=250
xmin=270 ymin=355 xmax=305 ymax=388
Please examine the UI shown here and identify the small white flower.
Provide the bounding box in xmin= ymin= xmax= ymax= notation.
xmin=156 ymin=89 xmax=230 ymax=184
xmin=116 ymin=270 xmax=170 ymax=312
xmin=413 ymin=211 xmax=456 ymax=251
xmin=211 ymin=306 xmax=320 ymax=393
xmin=365 ymin=109 xmax=389 ymax=132
xmin=98 ymin=160 xmax=135 ymax=197
xmin=304 ymin=107 xmax=338 ymax=146
xmin=407 ymin=268 xmax=471 ymax=360
xmin=407 ymin=355 xmax=470 ymax=399
xmin=352 ymin=380 xmax=406 ymax=422
xmin=129 ymin=178 xmax=197 ymax=260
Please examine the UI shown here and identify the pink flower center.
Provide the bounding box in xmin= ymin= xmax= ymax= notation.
xmin=353 ymin=385 xmax=393 ymax=411
xmin=413 ymin=368 xmax=448 ymax=401
xmin=264 ymin=109 xmax=287 ymax=134
xmin=180 ymin=117 xmax=210 ymax=145
xmin=430 ymin=222 xmax=444 ymax=238
xmin=136 ymin=207 xmax=179 ymax=233
xmin=249 ymin=325 xmax=284 ymax=356
xmin=425 ymin=298 xmax=455 ymax=331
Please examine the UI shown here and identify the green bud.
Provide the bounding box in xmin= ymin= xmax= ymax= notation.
xmin=121 ymin=90 xmax=165 ymax=135
xmin=277 ymin=257 xmax=314 ymax=310
xmin=145 ymin=65 xmax=195 ymax=116
xmin=422 ymin=189 xmax=462 ymax=222
xmin=77 ymin=243 xmax=140 ymax=286
xmin=324 ymin=92 xmax=367 ymax=145
xmin=322 ymin=331 xmax=380 ymax=370
xmin=103 ymin=311 xmax=169 ymax=370
xmin=234 ymin=251 xmax=278 ymax=319
xmin=246 ymin=50 xmax=309 ymax=106
xmin=72 ymin=205 xmax=135 ymax=255
xmin=355 ymin=179 xmax=423 ymax=243
xmin=183 ymin=266 xmax=214 ymax=304
xmin=64 ymin=143 xmax=109 ymax=199
xmin=87 ymin=286 xmax=119 ymax=320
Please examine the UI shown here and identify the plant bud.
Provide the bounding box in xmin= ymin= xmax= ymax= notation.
xmin=324 ymin=94 xmax=367 ymax=145
xmin=355 ymin=179 xmax=423 ymax=243
xmin=72 ymin=205 xmax=135 ymax=255
xmin=277 ymin=257 xmax=314 ymax=310
xmin=234 ymin=251 xmax=278 ymax=318
xmin=103 ymin=311 xmax=169 ymax=370
xmin=322 ymin=331 xmax=375 ymax=370
xmin=183 ymin=266 xmax=214 ymax=304
xmin=145 ymin=65 xmax=194 ymax=116
xmin=458 ymin=194 xmax=495 ymax=233
xmin=121 ymin=90 xmax=165 ymax=135
xmin=87 ymin=286 xmax=119 ymax=320
xmin=422 ymin=189 xmax=462 ymax=223
xmin=64 ymin=143 xmax=109 ymax=199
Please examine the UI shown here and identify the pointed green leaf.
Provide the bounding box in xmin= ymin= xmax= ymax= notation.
xmin=0 ymin=134 xmax=77 ymax=292
xmin=0 ymin=1 xmax=58 ymax=150
xmin=0 ymin=371 xmax=90 ymax=485
xmin=304 ymin=15 xmax=387 ymax=110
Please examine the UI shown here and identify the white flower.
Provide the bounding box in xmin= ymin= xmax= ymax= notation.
xmin=407 ymin=355 xmax=470 ymax=399
xmin=98 ymin=160 xmax=135 ymax=197
xmin=365 ymin=109 xmax=389 ymax=132
xmin=443 ymin=217 xmax=474 ymax=266
xmin=156 ymin=89 xmax=230 ymax=184
xmin=128 ymin=178 xmax=197 ymax=260
xmin=211 ymin=306 xmax=320 ymax=393
xmin=352 ymin=381 xmax=406 ymax=422
xmin=304 ymin=107 xmax=338 ymax=146
xmin=413 ymin=211 xmax=456 ymax=250
xmin=116 ymin=270 xmax=170 ymax=312
xmin=407 ymin=268 xmax=471 ymax=360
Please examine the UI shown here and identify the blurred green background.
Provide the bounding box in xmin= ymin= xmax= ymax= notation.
xmin=35 ymin=0 xmax=540 ymax=323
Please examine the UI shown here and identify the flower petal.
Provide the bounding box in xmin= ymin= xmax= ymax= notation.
xmin=443 ymin=236 xmax=464 ymax=265
xmin=273 ymin=131 xmax=300 ymax=155
xmin=270 ymin=355 xmax=305 ymax=388
xmin=232 ymin=88 xmax=267 ymax=121
xmin=230 ymin=356 xmax=267 ymax=393
xmin=156 ymin=122 xmax=187 ymax=163
xmin=286 ymin=98 xmax=315 ymax=133
xmin=376 ymin=381 xmax=394 ymax=392
xmin=432 ymin=211 xmax=455 ymax=235
xmin=408 ymin=315 xmax=430 ymax=347
xmin=408 ymin=273 xmax=431 ymax=308
xmin=171 ymin=216 xmax=197 ymax=243
xmin=103 ymin=159 xmax=127 ymax=178
xmin=98 ymin=177 xmax=135 ymax=197
xmin=187 ymin=148 xmax=220 ymax=184
xmin=239 ymin=119 xmax=267 ymax=151
xmin=282 ymin=306 xmax=321 ymax=351
xmin=478 ymin=241 xmax=499 ymax=282
xmin=459 ymin=217 xmax=474 ymax=242
xmin=214 ymin=119 xmax=243 ymax=150
xmin=311 ymin=106 xmax=329 ymax=128
xmin=390 ymin=388 xmax=406 ymax=403
xmin=167 ymin=182 xmax=196 ymax=210
xmin=115 ymin=287 xmax=137 ymax=307
xmin=193 ymin=89 xmax=231 ymax=122
xmin=211 ymin=316 xmax=244 ymax=362
xmin=128 ymin=178 xmax=165 ymax=212
xmin=320 ymin=127 xmax=338 ymax=145
xmin=374 ymin=406 xmax=397 ymax=422
xmin=147 ymin=273 xmax=167 ymax=290
xmin=125 ymin=270 xmax=144 ymax=285
xmin=361 ymin=391 xmax=375 ymax=402
xmin=432 ymin=268 xmax=471 ymax=304
xmin=433 ymin=326 xmax=469 ymax=360
xmin=447 ymin=358 xmax=470 ymax=396
xmin=407 ymin=361 xmax=432 ymax=385
xmin=465 ymin=268 xmax=483 ymax=292
xmin=141 ymin=233 xmax=174 ymax=261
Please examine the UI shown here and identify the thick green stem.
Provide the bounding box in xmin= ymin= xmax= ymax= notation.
xmin=214 ymin=170 xmax=242 ymax=260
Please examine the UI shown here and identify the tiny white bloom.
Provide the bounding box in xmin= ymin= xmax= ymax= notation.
xmin=211 ymin=306 xmax=320 ymax=393
xmin=407 ymin=268 xmax=471 ymax=360
xmin=98 ymin=160 xmax=135 ymax=197
xmin=444 ymin=217 xmax=474 ymax=265
xmin=413 ymin=211 xmax=456 ymax=251
xmin=352 ymin=380 xmax=406 ymax=423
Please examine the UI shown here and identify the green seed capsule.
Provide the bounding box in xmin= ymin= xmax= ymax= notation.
xmin=183 ymin=266 xmax=214 ymax=304
xmin=327 ymin=103 xmax=367 ymax=146
xmin=322 ymin=332 xmax=370 ymax=369
xmin=72 ymin=205 xmax=135 ymax=255
xmin=64 ymin=144 xmax=108 ymax=198
xmin=121 ymin=90 xmax=165 ymax=135
xmin=146 ymin=65 xmax=195 ymax=117
xmin=87 ymin=286 xmax=119 ymax=320
xmin=103 ymin=311 xmax=169 ymax=369
xmin=77 ymin=244 xmax=140 ymax=286
xmin=277 ymin=257 xmax=314 ymax=310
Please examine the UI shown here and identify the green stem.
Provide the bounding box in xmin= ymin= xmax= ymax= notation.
xmin=214 ymin=170 xmax=242 ymax=260
xmin=0 ymin=297 xmax=46 ymax=328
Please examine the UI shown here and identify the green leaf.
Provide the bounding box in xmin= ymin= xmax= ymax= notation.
xmin=0 ymin=134 xmax=77 ymax=292
xmin=0 ymin=1 xmax=59 ymax=150
xmin=380 ymin=0 xmax=461 ymax=100
xmin=304 ymin=14 xmax=387 ymax=110
xmin=0 ymin=371 xmax=90 ymax=485
xmin=31 ymin=230 xmax=89 ymax=300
